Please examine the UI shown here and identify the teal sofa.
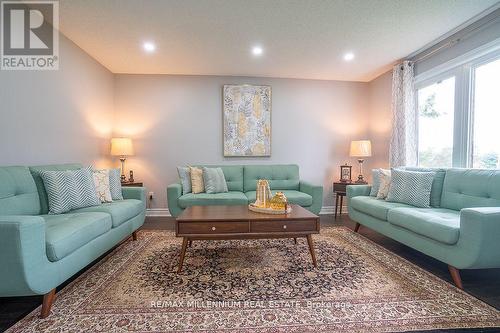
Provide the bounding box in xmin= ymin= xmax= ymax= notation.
xmin=0 ymin=164 xmax=146 ymax=318
xmin=167 ymin=164 xmax=323 ymax=217
xmin=347 ymin=168 xmax=500 ymax=289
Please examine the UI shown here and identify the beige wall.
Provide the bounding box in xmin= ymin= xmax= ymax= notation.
xmin=366 ymin=70 xmax=392 ymax=175
xmin=1 ymin=33 xmax=393 ymax=212
xmin=113 ymin=75 xmax=370 ymax=209
xmin=0 ymin=34 xmax=114 ymax=168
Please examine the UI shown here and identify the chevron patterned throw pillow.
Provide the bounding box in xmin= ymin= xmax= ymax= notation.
xmin=39 ymin=166 xmax=101 ymax=214
xmin=386 ymin=169 xmax=436 ymax=208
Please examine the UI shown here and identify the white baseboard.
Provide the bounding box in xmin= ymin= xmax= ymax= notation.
xmin=146 ymin=206 xmax=345 ymax=217
xmin=146 ymin=208 xmax=171 ymax=217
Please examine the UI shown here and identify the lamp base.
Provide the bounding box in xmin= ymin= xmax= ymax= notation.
xmin=120 ymin=157 xmax=127 ymax=182
xmin=355 ymin=159 xmax=367 ymax=184
xmin=355 ymin=175 xmax=367 ymax=184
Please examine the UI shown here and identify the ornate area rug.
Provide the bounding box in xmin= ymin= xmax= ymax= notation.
xmin=7 ymin=227 xmax=500 ymax=332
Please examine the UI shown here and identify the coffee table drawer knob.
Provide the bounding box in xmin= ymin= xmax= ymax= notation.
xmin=283 ymin=225 xmax=287 ymax=229
xmin=211 ymin=226 xmax=216 ymax=231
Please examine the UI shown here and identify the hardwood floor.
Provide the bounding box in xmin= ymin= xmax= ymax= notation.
xmin=1 ymin=214 xmax=499 ymax=333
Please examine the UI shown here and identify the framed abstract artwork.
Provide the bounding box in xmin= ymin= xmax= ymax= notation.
xmin=223 ymin=84 xmax=271 ymax=157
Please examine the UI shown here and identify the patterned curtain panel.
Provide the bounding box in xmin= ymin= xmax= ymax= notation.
xmin=389 ymin=61 xmax=417 ymax=167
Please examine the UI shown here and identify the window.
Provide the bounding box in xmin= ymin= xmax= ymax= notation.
xmin=417 ymin=77 xmax=455 ymax=168
xmin=415 ymin=45 xmax=500 ymax=168
xmin=471 ymin=58 xmax=500 ymax=169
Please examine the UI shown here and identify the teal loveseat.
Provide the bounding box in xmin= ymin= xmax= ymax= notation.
xmin=347 ymin=168 xmax=500 ymax=289
xmin=167 ymin=164 xmax=323 ymax=217
xmin=0 ymin=164 xmax=146 ymax=318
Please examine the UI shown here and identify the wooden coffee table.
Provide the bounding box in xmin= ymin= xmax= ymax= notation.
xmin=175 ymin=204 xmax=320 ymax=273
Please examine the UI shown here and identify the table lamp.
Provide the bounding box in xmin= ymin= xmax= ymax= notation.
xmin=350 ymin=140 xmax=371 ymax=184
xmin=110 ymin=137 xmax=134 ymax=182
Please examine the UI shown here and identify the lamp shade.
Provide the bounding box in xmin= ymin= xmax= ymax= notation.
xmin=350 ymin=140 xmax=372 ymax=157
xmin=110 ymin=138 xmax=134 ymax=156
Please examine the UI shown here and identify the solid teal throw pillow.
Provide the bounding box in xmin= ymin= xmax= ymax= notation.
xmin=202 ymin=167 xmax=228 ymax=194
xmin=177 ymin=166 xmax=192 ymax=194
xmin=39 ymin=166 xmax=100 ymax=214
xmin=387 ymin=169 xmax=435 ymax=208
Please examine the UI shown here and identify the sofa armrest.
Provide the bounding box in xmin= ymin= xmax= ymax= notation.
xmin=122 ymin=186 xmax=146 ymax=208
xmin=0 ymin=216 xmax=56 ymax=295
xmin=457 ymin=207 xmax=500 ymax=268
xmin=167 ymin=183 xmax=184 ymax=217
xmin=299 ymin=181 xmax=323 ymax=215
xmin=346 ymin=185 xmax=371 ymax=199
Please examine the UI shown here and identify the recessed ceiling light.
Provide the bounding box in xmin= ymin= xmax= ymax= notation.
xmin=252 ymin=46 xmax=263 ymax=56
xmin=343 ymin=52 xmax=355 ymax=61
xmin=143 ymin=41 xmax=156 ymax=53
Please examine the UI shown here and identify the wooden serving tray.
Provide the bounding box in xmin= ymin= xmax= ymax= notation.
xmin=248 ymin=204 xmax=292 ymax=215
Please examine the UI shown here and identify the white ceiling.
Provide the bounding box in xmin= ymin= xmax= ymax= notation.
xmin=57 ymin=0 xmax=499 ymax=82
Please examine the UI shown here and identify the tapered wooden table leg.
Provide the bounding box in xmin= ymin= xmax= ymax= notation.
xmin=306 ymin=234 xmax=317 ymax=268
xmin=188 ymin=240 xmax=192 ymax=247
xmin=177 ymin=237 xmax=189 ymax=273
xmin=334 ymin=193 xmax=339 ymax=219
xmin=293 ymin=238 xmax=297 ymax=244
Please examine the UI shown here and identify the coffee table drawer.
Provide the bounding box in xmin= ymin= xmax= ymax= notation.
xmin=178 ymin=221 xmax=249 ymax=234
xmin=251 ymin=220 xmax=317 ymax=233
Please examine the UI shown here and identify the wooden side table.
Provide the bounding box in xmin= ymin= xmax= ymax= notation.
xmin=333 ymin=181 xmax=367 ymax=219
xmin=121 ymin=181 xmax=143 ymax=187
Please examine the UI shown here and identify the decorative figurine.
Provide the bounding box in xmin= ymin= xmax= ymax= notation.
xmin=270 ymin=192 xmax=288 ymax=210
xmin=255 ymin=179 xmax=271 ymax=208
xmin=129 ymin=170 xmax=134 ymax=183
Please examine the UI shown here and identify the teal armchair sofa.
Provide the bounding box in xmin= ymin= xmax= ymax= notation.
xmin=168 ymin=164 xmax=323 ymax=217
xmin=347 ymin=168 xmax=500 ymax=289
xmin=0 ymin=164 xmax=146 ymax=318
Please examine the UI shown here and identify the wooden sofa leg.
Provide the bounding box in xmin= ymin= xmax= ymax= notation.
xmin=132 ymin=231 xmax=138 ymax=241
xmin=40 ymin=289 xmax=56 ymax=318
xmin=354 ymin=222 xmax=361 ymax=233
xmin=448 ymin=265 xmax=463 ymax=289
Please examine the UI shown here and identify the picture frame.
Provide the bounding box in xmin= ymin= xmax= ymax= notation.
xmin=223 ymin=84 xmax=271 ymax=157
xmin=340 ymin=165 xmax=352 ymax=182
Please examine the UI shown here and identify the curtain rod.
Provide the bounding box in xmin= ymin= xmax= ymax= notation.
xmin=409 ymin=11 xmax=500 ymax=64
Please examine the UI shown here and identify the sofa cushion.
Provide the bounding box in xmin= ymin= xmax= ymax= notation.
xmin=0 ymin=166 xmax=40 ymax=215
xmin=387 ymin=208 xmax=460 ymax=245
xmin=440 ymin=168 xmax=500 ymax=211
xmin=350 ymin=196 xmax=412 ymax=221
xmin=245 ymin=190 xmax=313 ymax=206
xmin=70 ymin=199 xmax=143 ymax=227
xmin=43 ymin=212 xmax=112 ymax=261
xmin=178 ymin=191 xmax=248 ymax=208
xmin=244 ymin=165 xmax=299 ymax=192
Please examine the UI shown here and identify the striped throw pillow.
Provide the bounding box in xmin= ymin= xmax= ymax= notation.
xmin=39 ymin=166 xmax=100 ymax=214
xmin=109 ymin=168 xmax=123 ymax=200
